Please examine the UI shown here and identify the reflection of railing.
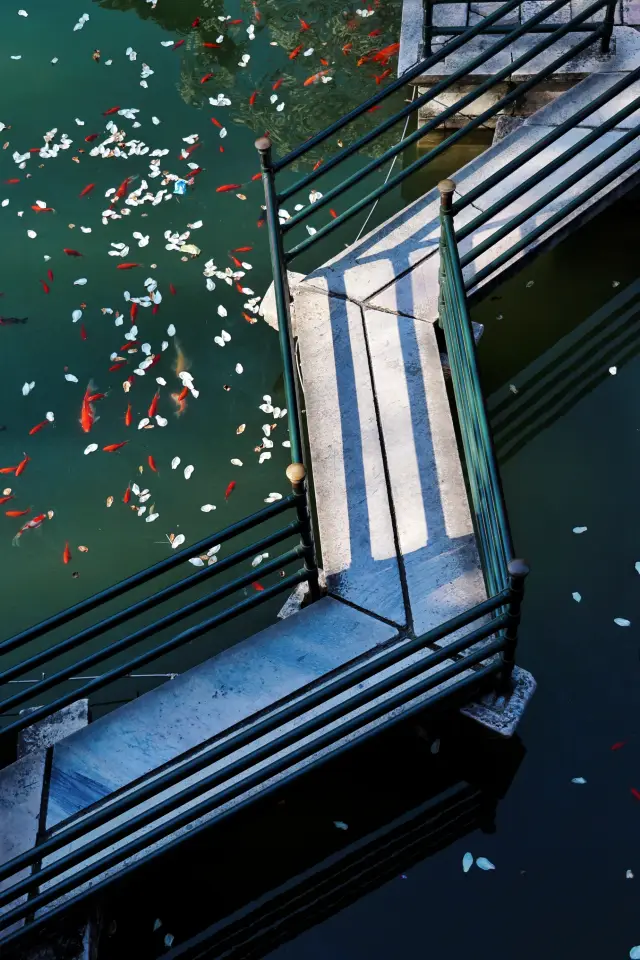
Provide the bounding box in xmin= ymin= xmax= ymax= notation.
xmin=0 ymin=477 xmax=320 ymax=740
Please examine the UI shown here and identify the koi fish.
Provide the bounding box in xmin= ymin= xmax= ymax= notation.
xmin=225 ymin=481 xmax=236 ymax=500
xmin=63 ymin=248 xmax=83 ymax=257
xmin=170 ymin=392 xmax=187 ymax=416
xmin=130 ymin=302 xmax=138 ymax=322
xmin=184 ymin=142 xmax=201 ymax=157
xmin=32 ymin=205 xmax=54 ymax=213
xmin=125 ymin=403 xmax=132 ymax=427
xmin=371 ymin=41 xmax=400 ymax=63
xmin=84 ymin=133 xmax=99 ymax=142
xmin=169 ymin=282 xmax=177 ymax=295
xmin=173 ymin=39 xmax=185 ymax=49
xmin=109 ymin=361 xmax=126 ymax=372
xmin=103 ymin=442 xmax=129 ymax=452
xmin=148 ymin=455 xmax=158 ymax=473
xmin=116 ymin=263 xmax=142 ymax=270
xmin=201 ymin=72 xmax=214 ymax=84
xmin=230 ymin=255 xmax=243 ymax=268
xmin=63 ymin=542 xmax=71 ymax=564
xmin=210 ymin=117 xmax=222 ymax=129
xmin=80 ymin=389 xmax=95 ymax=434
xmin=252 ymin=582 xmax=265 ymax=591
xmin=203 ymin=42 xmax=221 ymax=48
xmin=229 ymin=18 xmax=243 ymax=24
xmin=7 ymin=508 xmax=31 ymax=518
xmin=303 ymin=70 xmax=330 ymax=86
xmin=375 ymin=68 xmax=391 ymax=83
xmin=103 ymin=105 xmax=121 ymax=115
xmin=79 ymin=183 xmax=95 ymax=198
xmin=272 ymin=78 xmax=283 ymax=91
xmin=242 ymin=312 xmax=257 ymax=324
xmin=123 ymin=485 xmax=131 ymax=504
xmin=13 ymin=513 xmax=46 ymax=545
xmin=47 ymin=269 xmax=54 ymax=281
xmin=15 ymin=454 xmax=30 ymax=477
xmin=330 ymin=208 xmax=338 ymax=218
xmin=152 ymin=304 xmax=160 ymax=315
xmin=369 ymin=28 xmax=382 ymax=36
xmin=342 ymin=42 xmax=353 ymax=54
xmin=320 ymin=57 xmax=329 ymax=66
xmin=367 ymin=104 xmax=382 ymax=112
xmin=177 ymin=386 xmax=189 ymax=402
xmin=249 ymin=91 xmax=258 ymax=106
xmin=0 ymin=466 xmax=18 ymax=475
xmin=80 ymin=324 xmax=87 ymax=340
xmin=233 ymin=246 xmax=253 ymax=253
xmin=312 ymin=158 xmax=323 ymax=171
xmin=192 ymin=16 xmax=201 ymax=27
xmin=173 ymin=341 xmax=189 ymax=377
xmin=0 ymin=495 xmax=14 ymax=505
xmin=146 ymin=353 xmax=162 ymax=369
xmin=40 ymin=279 xmax=50 ymax=294
xmin=289 ymin=44 xmax=304 ymax=60
xmin=148 ymin=391 xmax=160 ymax=418
xmin=356 ymin=54 xmax=370 ymax=66
xmin=4 ymin=179 xmax=20 ymax=185
xmin=216 ymin=184 xmax=241 ymax=193
xmin=29 ymin=420 xmax=50 ymax=435
xmin=299 ymin=17 xmax=311 ymax=30
xmin=251 ymin=172 xmax=262 ymax=182
xmin=87 ymin=391 xmax=106 ymax=403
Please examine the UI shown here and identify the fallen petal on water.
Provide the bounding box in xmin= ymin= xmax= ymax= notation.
xmin=171 ymin=534 xmax=185 ymax=550
xmin=462 ymin=852 xmax=474 ymax=873
xmin=571 ymin=777 xmax=587 ymax=784
xmin=475 ymin=857 xmax=495 ymax=871
xmin=614 ymin=618 xmax=631 ymax=627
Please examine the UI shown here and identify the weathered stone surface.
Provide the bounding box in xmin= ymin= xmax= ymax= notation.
xmin=492 ymin=115 xmax=526 ymax=142
xmin=461 ymin=666 xmax=537 ymax=735
xmin=524 ymin=70 xmax=640 ymax=127
xmin=398 ymin=0 xmax=424 ymax=75
xmin=18 ymin=701 xmax=89 ymax=758
xmin=623 ymin=0 xmax=640 ymax=24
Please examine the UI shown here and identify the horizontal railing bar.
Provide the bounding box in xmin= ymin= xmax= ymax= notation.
xmin=0 ymin=521 xmax=301 ymax=688
xmin=280 ymin=0 xmax=596 ymax=230
xmin=433 ymin=23 xmax=600 ymax=32
xmin=0 ymin=560 xmax=306 ymax=736
xmin=0 ymin=638 xmax=504 ymax=928
xmin=284 ymin=26 xmax=601 ymax=261
xmin=0 ymin=495 xmax=296 ymax=659
xmin=0 ymin=658 xmax=502 ymax=950
xmin=272 ymin=0 xmax=533 ymax=172
xmin=278 ymin=0 xmax=587 ymax=205
xmin=459 ymin=123 xmax=640 ymax=270
xmin=0 ymin=601 xmax=508 ymax=891
xmin=463 ymin=141 xmax=640 ymax=288
xmin=454 ymin=67 xmax=640 ymax=221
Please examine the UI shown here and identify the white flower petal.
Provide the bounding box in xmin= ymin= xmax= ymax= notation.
xmin=475 ymin=858 xmax=495 ymax=871
xmin=184 ymin=464 xmax=194 ymax=479
xmin=200 ymin=504 xmax=217 ymax=512
xmin=462 ymin=853 xmax=474 ymax=873
xmin=84 ymin=443 xmax=98 ymax=455
xmin=171 ymin=534 xmax=186 ymax=549
xmin=614 ymin=617 xmax=631 ymax=626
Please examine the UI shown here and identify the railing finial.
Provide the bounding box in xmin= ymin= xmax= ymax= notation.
xmin=286 ymin=462 xmax=306 ymax=486
xmin=438 ymin=178 xmax=456 ymax=213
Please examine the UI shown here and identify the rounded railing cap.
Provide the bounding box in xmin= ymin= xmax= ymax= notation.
xmin=508 ymin=558 xmax=530 ymax=578
xmin=437 ymin=178 xmax=456 ymax=196
xmin=255 ymin=136 xmax=272 ymax=152
xmin=286 ymin=462 xmax=306 ymax=484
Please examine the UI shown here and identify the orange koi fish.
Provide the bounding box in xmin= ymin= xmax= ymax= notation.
xmin=299 ymin=17 xmax=311 ymax=30
xmin=371 ymin=42 xmax=400 ymax=63
xmin=225 ymin=480 xmax=236 ymax=500
xmin=272 ymin=78 xmax=283 ymax=91
xmin=15 ymin=454 xmax=30 ymax=478
xmin=103 ymin=442 xmax=129 ymax=452
xmin=148 ymin=455 xmax=158 ymax=473
xmin=201 ymin=72 xmax=214 ymax=84
xmin=40 ymin=279 xmax=50 ymax=294
xmin=170 ymin=392 xmax=187 ymax=416
xmin=47 ymin=269 xmax=54 ymax=282
xmin=330 ymin=208 xmax=338 ymax=218
xmin=109 ymin=361 xmax=126 ymax=372
xmin=85 ymin=133 xmax=99 ymax=142
xmin=303 ymin=70 xmax=330 ymax=86
xmin=177 ymin=386 xmax=189 ymax=402
xmin=116 ymin=263 xmax=142 ymax=270
xmin=123 ymin=485 xmax=131 ymax=504
xmin=173 ymin=39 xmax=185 ymax=49
xmin=130 ymin=302 xmax=138 ymax=322
xmin=13 ymin=512 xmax=47 ymax=545
xmin=216 ymin=184 xmax=241 ymax=193
xmin=229 ymin=18 xmax=243 ymax=24
xmin=0 ymin=495 xmax=14 ymax=505
xmin=230 ymin=255 xmax=243 ymax=268
xmin=249 ymin=90 xmax=258 ymax=106
xmin=242 ymin=312 xmax=257 ymax=324
xmin=103 ymin=105 xmax=121 ymax=115
xmin=312 ymin=158 xmax=323 ymax=171
xmin=368 ymin=105 xmax=382 ymax=112
xmin=289 ymin=44 xmax=304 ymax=60
xmin=29 ymin=420 xmax=49 ymax=436
xmin=32 ymin=205 xmax=54 ymax=213
xmin=251 ymin=172 xmax=262 ymax=182
xmin=148 ymin=391 xmax=160 ymax=418
xmin=0 ymin=466 xmax=18 ymax=475
xmin=356 ymin=54 xmax=370 ymax=67
xmin=369 ymin=28 xmax=382 ymax=36
xmin=86 ymin=391 xmax=106 ymax=403
xmin=203 ymin=42 xmax=221 ymax=48
xmin=320 ymin=57 xmax=329 ymax=66
xmin=252 ymin=581 xmax=265 ymax=591
xmin=234 ymin=246 xmax=253 ymax=252
xmin=5 ymin=178 xmax=20 ymax=185
xmin=342 ymin=42 xmax=353 ymax=54
xmin=63 ymin=248 xmax=83 ymax=257
xmin=210 ymin=116 xmax=222 ymax=128
xmin=6 ymin=508 xmax=30 ymax=518
xmin=375 ymin=68 xmax=391 ymax=83
xmin=191 ymin=16 xmax=201 ymax=27
xmin=79 ymin=183 xmax=96 ymax=198
xmin=125 ymin=403 xmax=132 ymax=427
xmin=63 ymin=542 xmax=71 ymax=564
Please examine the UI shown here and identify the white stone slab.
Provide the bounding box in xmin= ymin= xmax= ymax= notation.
xmin=524 ymin=70 xmax=640 ymax=127
xmin=291 ymin=288 xmax=405 ymax=622
xmin=0 ymin=752 xmax=45 ymax=937
xmin=364 ymin=311 xmax=486 ymax=634
xmin=398 ymin=0 xmax=425 ymax=75
xmin=46 ymin=597 xmax=398 ymax=828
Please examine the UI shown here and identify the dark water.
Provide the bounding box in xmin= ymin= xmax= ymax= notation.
xmin=91 ymin=194 xmax=640 ymax=958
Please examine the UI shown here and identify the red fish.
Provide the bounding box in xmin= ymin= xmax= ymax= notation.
xmin=229 ymin=18 xmax=243 ymax=24
xmin=234 ymin=246 xmax=253 ymax=252
xmin=125 ymin=403 xmax=132 ymax=427
xmin=177 ymin=386 xmax=189 ymax=403
xmin=201 ymin=72 xmax=214 ymax=84
xmin=216 ymin=184 xmax=241 ymax=193
xmin=103 ymin=106 xmax=121 ymax=115
xmin=117 ymin=263 xmax=142 ymax=270
xmin=369 ymin=28 xmax=382 ymax=36
xmin=632 ymin=788 xmax=640 ymax=801
xmin=4 ymin=179 xmax=20 ymax=185
xmin=147 ymin=353 xmax=162 ymax=369
xmin=203 ymin=42 xmax=221 ymax=48
xmin=250 ymin=172 xmax=261 ymax=182
xmin=320 ymin=57 xmax=329 ymax=66
xmin=0 ymin=495 xmax=14 ymax=505
xmin=79 ymin=183 xmax=95 ymax=198
xmin=230 ymin=255 xmax=243 ymax=268
xmin=289 ymin=44 xmax=304 ymax=60
xmin=368 ymin=105 xmax=382 ymax=112
xmin=63 ymin=248 xmax=83 ymax=257
xmin=87 ymin=392 xmax=106 ymax=403
xmin=192 ymin=16 xmax=201 ymax=27
xmin=111 ymin=176 xmax=132 ymax=205
xmin=32 ymin=205 xmax=54 ymax=213
xmin=123 ymin=485 xmax=131 ymax=504
xmin=47 ymin=269 xmax=54 ymax=282
xmin=242 ymin=312 xmax=257 ymax=324
xmin=0 ymin=466 xmax=18 ymax=475
xmin=611 ymin=741 xmax=626 ymax=750
xmin=210 ymin=116 xmax=222 ymax=128
xmin=272 ymin=78 xmax=283 ymax=91
xmin=130 ymin=302 xmax=138 ymax=322
xmin=80 ymin=324 xmax=87 ymax=340
xmin=184 ymin=142 xmax=201 ymax=157
xmin=103 ymin=442 xmax=129 ymax=452
xmin=148 ymin=391 xmax=160 ymax=418
xmin=303 ymin=70 xmax=330 ymax=86
xmin=15 ymin=454 xmax=30 ymax=478
xmin=225 ymin=481 xmax=236 ymax=500
xmin=342 ymin=42 xmax=353 ymax=55
xmin=252 ymin=581 xmax=265 ymax=591
xmin=356 ymin=55 xmax=370 ymax=67
xmin=169 ymin=282 xmax=177 ymax=295
xmin=40 ymin=279 xmax=50 ymax=294
xmin=85 ymin=133 xmax=99 ymax=142
xmin=330 ymin=208 xmax=338 ymax=218
xmin=148 ymin=455 xmax=158 ymax=473
xmin=63 ymin=542 xmax=71 ymax=564
xmin=371 ymin=42 xmax=400 ymax=64
xmin=108 ymin=361 xmax=126 ymax=373
xmin=299 ymin=17 xmax=311 ymax=30
xmin=312 ymin=158 xmax=323 ymax=171
xmin=152 ymin=304 xmax=160 ymax=315
xmin=375 ymin=68 xmax=392 ymax=84
xmin=249 ymin=91 xmax=258 ymax=106
xmin=80 ymin=389 xmax=95 ymax=433
xmin=173 ymin=39 xmax=185 ymax=49
xmin=29 ymin=420 xmax=50 ymax=435
xmin=6 ymin=508 xmax=31 ymax=518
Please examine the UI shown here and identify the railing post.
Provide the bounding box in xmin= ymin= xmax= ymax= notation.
xmin=601 ymin=0 xmax=616 ymax=53
xmin=500 ymin=559 xmax=529 ymax=691
xmin=286 ymin=463 xmax=321 ymax=603
xmin=255 ymin=136 xmax=303 ymax=466
xmin=437 ymin=178 xmax=456 ymax=329
xmin=424 ymin=0 xmax=433 ymax=57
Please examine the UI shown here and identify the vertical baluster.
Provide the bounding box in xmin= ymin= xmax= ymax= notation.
xmin=286 ymin=464 xmax=321 ymax=602
xmin=500 ymin=559 xmax=529 ymax=690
